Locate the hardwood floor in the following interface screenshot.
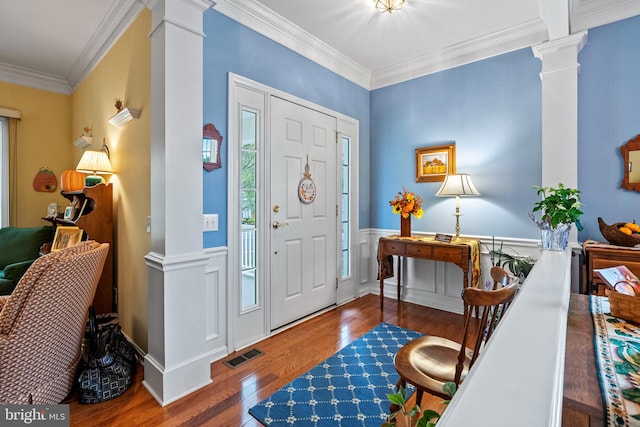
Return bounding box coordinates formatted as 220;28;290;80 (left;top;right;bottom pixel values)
66;294;464;426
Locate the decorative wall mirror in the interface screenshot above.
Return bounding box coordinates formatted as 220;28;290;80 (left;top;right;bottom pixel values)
203;123;223;171
621;134;640;192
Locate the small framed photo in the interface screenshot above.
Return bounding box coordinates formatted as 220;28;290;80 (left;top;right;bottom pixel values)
51;226;83;251
46;202;58;218
63;206;73;220
415;143;456;182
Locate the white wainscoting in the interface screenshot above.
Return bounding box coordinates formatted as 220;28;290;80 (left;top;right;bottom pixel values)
204;246;228;363
361;229;560;314
203;231;580;364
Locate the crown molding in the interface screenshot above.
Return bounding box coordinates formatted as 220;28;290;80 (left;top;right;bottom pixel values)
213;1;553;91
0;61;72;95
213;0;372;89
370;18;549;90
67;0;147;91
570;0;640;32
0;0;147;94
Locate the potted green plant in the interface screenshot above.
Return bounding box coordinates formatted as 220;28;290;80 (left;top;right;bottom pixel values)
383;383;456;427
529;183;583;251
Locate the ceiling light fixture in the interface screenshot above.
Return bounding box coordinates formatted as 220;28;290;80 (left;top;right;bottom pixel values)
374;0;405;13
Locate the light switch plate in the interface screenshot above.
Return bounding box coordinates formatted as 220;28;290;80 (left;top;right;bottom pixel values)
203;214;218;231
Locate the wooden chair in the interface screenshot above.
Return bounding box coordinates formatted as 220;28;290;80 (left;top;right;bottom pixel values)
490;265;518;290
393;269;518;405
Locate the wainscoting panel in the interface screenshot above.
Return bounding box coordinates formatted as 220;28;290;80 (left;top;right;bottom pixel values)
358;237;371;297
204;246;228;363
363;229;546;314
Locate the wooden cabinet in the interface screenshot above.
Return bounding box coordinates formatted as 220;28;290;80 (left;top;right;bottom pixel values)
583;242;640;295
51;184;115;314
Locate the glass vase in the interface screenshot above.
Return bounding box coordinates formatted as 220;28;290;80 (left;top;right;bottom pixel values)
529;213;571;251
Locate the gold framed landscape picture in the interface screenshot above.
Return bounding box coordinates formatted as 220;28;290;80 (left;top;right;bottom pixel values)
51;226;83;251
415;143;456;182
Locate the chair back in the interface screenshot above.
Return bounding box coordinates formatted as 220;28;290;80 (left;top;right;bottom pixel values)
0;241;109;404
454;274;518;385
490;265;518;290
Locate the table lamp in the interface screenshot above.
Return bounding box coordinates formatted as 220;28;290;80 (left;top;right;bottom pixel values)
76;147;114;187
435;173;481;238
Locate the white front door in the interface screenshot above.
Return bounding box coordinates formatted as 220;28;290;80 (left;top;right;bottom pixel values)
269;96;338;330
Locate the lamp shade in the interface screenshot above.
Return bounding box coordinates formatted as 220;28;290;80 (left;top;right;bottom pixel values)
76;150;113;175
76;150;113;186
435;174;481;197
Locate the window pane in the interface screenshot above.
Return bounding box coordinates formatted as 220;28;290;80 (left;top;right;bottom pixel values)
242;151;256;189
340;135;351;279
241;109;259;310
241;268;257;308
342;194;349;222
342;165;349;193
342;250;349;277
342;222;349;251
242;111;257;150
342;137;349;165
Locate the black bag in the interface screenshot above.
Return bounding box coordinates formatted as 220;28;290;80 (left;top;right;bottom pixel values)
77;307;140;404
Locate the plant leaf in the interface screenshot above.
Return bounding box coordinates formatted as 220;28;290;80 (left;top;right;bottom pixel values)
387;393;405;406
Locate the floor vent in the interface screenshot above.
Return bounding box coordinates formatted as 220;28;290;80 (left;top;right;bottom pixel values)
223;348;264;369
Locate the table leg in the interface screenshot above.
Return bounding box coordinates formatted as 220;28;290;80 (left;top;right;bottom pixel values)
463;269;469;317
397;256;402;302
379;265;384;311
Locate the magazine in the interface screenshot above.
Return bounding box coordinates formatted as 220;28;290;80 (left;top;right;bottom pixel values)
593;265;640;295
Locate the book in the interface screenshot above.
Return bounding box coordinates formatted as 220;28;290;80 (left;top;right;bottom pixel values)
594;265;640;295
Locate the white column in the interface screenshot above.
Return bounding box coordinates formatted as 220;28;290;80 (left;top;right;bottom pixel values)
532;32;587;243
143;0;213;406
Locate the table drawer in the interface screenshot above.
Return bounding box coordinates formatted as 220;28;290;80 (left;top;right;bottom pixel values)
405;244;432;258
381;241;405;255
429;246;464;263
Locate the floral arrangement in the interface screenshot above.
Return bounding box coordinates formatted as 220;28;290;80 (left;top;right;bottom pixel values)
390;188;424;219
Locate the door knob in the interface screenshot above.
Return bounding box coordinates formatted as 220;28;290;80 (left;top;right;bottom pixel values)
272;221;289;229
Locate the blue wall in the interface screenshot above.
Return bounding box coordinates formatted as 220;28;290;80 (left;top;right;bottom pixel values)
202;10;371;247
203;9;640;247
578;15;640;241
370;48;542;239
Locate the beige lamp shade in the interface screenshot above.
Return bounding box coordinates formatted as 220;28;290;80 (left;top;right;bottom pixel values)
76;150;113;186
435;174;480;238
435;174;481;197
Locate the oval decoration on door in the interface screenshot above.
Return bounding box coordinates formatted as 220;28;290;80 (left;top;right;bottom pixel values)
298;158;316;204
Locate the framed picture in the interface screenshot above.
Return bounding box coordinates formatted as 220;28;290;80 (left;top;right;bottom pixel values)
415;143;456;182
63;206;73;220
51;226;83;251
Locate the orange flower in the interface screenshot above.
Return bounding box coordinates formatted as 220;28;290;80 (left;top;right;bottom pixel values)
389;187;424;219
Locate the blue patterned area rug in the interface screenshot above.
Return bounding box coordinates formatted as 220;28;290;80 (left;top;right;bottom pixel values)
248;322;423;426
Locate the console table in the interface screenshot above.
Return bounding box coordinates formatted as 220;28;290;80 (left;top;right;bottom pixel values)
377;235;480;311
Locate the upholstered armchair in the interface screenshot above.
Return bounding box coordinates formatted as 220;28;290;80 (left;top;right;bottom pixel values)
0;226;54;295
0;241;109;404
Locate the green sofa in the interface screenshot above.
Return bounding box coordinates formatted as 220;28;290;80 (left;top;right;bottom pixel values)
0;226;54;295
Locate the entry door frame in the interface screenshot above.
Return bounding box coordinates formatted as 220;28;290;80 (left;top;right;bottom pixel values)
227;73;360;352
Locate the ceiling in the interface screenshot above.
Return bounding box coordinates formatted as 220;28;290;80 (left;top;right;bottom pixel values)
0;0;639;94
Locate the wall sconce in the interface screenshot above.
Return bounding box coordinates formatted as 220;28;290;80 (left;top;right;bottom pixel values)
108;98;139;128
76;144;114;187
